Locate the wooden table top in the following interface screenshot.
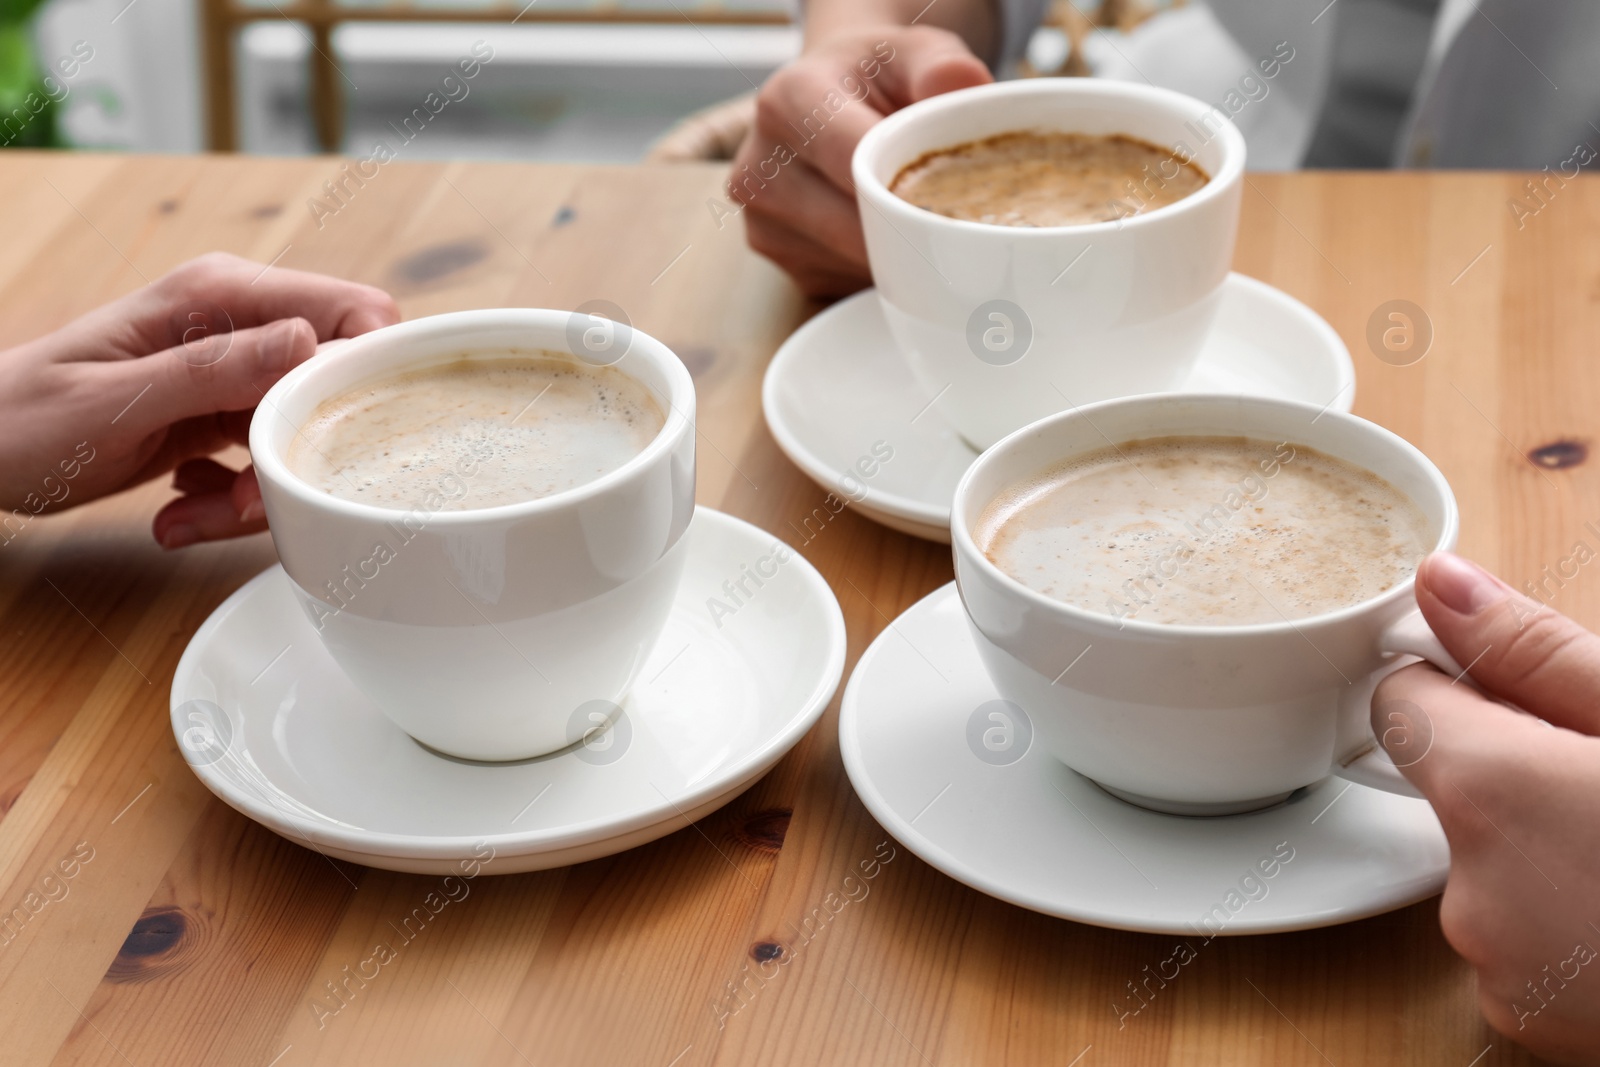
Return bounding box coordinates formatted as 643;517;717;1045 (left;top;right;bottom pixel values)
0;152;1588;1066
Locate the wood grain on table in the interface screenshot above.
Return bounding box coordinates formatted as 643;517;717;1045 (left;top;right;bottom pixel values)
0;152;1591;1066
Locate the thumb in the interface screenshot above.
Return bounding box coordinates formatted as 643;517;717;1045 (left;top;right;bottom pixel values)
1372;659;1549;804
97;317;318;432
1413;551;1600;736
872;29;992;108
906;48;991;103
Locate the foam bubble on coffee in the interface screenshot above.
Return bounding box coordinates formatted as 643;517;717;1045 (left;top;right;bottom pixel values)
975;436;1431;626
286;352;664;511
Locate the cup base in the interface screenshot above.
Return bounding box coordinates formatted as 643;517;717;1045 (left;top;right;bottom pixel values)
1090;780;1307;817
412;728;593;766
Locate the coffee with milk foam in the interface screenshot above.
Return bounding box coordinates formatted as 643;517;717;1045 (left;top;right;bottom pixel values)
975;436;1430;626
889;131;1209;228
286;351;665;512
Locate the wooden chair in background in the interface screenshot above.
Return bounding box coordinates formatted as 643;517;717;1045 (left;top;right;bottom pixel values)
198;0;789;152
197;0;1178;159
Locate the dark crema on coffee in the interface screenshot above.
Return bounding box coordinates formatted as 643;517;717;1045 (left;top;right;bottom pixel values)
889;131;1209;228
975;436;1431;625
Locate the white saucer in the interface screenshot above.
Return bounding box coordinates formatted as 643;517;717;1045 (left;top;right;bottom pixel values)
838;584;1447;934
171;507;846;875
764;274;1357;542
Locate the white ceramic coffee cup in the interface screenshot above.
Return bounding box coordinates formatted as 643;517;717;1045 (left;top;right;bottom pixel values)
853;80;1245;450
250;309;696;761
951;393;1462;815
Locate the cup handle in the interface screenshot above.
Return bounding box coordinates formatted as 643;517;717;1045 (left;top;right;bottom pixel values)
1333;609;1467;799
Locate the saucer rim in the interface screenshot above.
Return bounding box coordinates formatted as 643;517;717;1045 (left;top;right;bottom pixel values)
838;581;1447;935
763;273;1358;539
171;506;847;861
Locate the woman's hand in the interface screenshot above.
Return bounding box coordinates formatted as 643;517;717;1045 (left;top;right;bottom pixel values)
730;26;992;298
0;252;398;549
1374;551;1600;1065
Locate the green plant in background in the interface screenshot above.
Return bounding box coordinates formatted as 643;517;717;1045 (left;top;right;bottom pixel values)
0;0;59;148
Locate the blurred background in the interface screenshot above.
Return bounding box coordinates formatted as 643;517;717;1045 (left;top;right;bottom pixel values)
10;0;1358;168
28;0;1592;177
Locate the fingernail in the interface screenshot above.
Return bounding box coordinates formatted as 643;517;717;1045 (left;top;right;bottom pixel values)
238;500;265;523
1424;552;1507;615
160;523;199;550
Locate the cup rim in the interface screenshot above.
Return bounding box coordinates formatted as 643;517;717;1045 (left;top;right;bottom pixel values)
248;308;695;526
950;394;1461;638
852;79;1247;238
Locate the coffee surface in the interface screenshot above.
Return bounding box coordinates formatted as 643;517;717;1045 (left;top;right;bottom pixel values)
976;436;1430;625
889;131;1208;228
286;352;664;511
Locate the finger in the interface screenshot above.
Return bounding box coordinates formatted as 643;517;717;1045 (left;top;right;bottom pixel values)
752;62;887;196
153;476;267;549
232;465;264;524
1373;661;1600;959
729;115;872;292
1369;662;1568;831
749;31;989;197
62;252;399;360
153;492;268;548
1414;551;1600;735
152;253;400;340
871;31;992;106
747;212;873;298
218;408;254;447
116;413;255;492
96;317;318;432
172;457;237;495
741;161;870;270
